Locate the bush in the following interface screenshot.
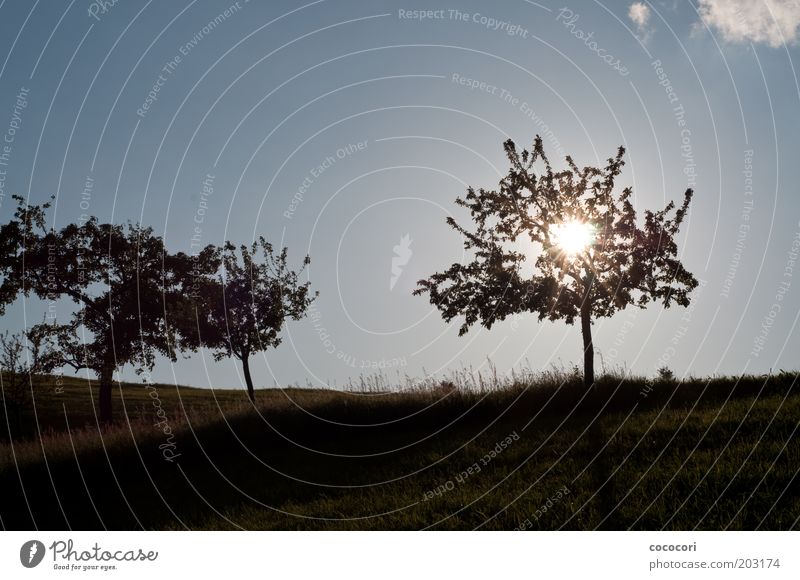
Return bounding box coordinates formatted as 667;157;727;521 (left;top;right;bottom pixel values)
656;366;675;381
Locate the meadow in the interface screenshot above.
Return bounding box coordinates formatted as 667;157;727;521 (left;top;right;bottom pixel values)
0;369;797;530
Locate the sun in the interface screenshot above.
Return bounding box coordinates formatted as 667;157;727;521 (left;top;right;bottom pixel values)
550;220;594;257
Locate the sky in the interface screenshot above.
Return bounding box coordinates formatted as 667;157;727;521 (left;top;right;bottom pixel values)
0;0;798;390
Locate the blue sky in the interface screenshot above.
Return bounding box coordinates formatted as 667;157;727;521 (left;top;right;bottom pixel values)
0;0;798;389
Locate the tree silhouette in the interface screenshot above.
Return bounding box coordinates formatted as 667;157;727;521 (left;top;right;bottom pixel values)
183;238;315;402
0;195;50;312
0;322;62;438
0;196;188;423
415;137;698;386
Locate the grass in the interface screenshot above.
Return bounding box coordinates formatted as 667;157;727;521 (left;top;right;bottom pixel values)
0;369;798;530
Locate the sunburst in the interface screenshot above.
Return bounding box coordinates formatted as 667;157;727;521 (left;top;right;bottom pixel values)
550;220;594;257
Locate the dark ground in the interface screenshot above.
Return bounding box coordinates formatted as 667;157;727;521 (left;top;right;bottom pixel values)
0;372;797;530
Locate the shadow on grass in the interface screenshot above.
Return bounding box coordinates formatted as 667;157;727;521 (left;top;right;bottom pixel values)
0;372;797;530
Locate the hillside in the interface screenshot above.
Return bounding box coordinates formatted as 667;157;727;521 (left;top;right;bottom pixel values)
0;372;797;530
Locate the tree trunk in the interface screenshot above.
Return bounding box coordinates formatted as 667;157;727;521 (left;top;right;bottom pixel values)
580;270;595;388
98;363;114;425
580;302;594;387
241;355;255;403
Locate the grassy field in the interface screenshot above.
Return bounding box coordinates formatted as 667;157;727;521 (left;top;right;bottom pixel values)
0;370;798;530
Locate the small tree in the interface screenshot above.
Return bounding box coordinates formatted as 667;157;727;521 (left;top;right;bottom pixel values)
0;323;62;438
415;137;698;386
0;196;188;424
185;238;315;402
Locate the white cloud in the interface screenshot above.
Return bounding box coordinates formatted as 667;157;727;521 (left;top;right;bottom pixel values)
698;0;800;48
628;2;651;28
628;2;654;42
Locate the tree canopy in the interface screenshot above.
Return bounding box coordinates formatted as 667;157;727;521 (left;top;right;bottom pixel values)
415;136;699;385
1;196;208;422
182;238;316;402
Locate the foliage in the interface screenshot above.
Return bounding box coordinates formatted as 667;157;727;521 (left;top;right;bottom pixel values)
656;365;675;381
0;195;317;414
180;237;316;399
0;196;195;422
415;136;698;384
42;220;187;375
0;195;53;314
0;323;62;437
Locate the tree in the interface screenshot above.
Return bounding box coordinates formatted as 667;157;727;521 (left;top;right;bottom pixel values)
0;196;189;424
183;238;315;402
0;195;51;313
415;137;698;386
0;322;63;438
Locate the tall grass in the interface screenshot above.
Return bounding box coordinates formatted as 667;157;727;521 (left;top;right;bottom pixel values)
2;365;791;470
1;367;796;530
